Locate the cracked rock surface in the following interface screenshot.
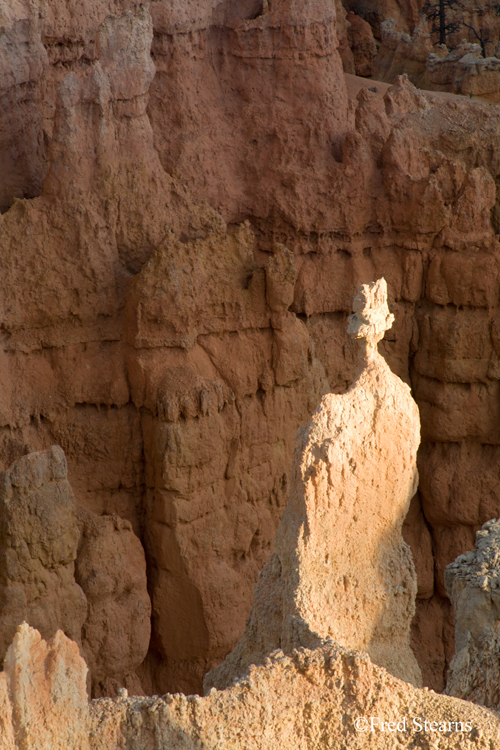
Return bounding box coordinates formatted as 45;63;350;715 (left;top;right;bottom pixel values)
205;279;422;692
445;518;500;708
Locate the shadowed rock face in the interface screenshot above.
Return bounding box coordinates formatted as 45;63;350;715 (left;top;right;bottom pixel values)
0;447;152;699
445;518;500;708
75;511;152;698
205;279;422;692
0;447;87;659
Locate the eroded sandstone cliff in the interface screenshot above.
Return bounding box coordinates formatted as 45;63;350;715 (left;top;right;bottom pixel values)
1;300;499;745
2;0;500;696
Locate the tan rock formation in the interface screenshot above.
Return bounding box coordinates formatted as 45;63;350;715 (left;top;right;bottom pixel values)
2;624;500;749
445;518;500;708
75;511;151;698
90;642;500;749
374;18;433;85
205;279;421;692
426;42;500;100
2;624;90;750
4;0;500;698
0;447;87;660
336;0;356;74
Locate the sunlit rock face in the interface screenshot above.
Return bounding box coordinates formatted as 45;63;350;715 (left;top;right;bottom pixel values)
206;279;422;692
2;623;500;750
4;0;500;696
1;623;90;750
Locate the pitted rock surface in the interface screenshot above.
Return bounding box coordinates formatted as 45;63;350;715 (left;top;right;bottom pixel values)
0;447;87;661
205;279;422;692
1;624;500;749
445;518;500;708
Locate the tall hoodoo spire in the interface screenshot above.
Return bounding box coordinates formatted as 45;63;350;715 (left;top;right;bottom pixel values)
205;278;422;693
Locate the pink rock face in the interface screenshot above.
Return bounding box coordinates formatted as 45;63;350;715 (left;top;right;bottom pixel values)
346;12;377;77
335;0;356;74
3;0;500;697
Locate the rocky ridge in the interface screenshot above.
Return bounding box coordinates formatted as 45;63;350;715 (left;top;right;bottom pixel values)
2;622;500;750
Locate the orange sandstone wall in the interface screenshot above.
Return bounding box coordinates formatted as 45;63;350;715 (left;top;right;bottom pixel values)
2;0;500;695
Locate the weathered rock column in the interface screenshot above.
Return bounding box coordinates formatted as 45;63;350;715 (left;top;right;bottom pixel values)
445;518;500;708
205;278;422;691
0;446;87;661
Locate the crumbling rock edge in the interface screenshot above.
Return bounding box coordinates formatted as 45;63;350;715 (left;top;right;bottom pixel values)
1;622;500;750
